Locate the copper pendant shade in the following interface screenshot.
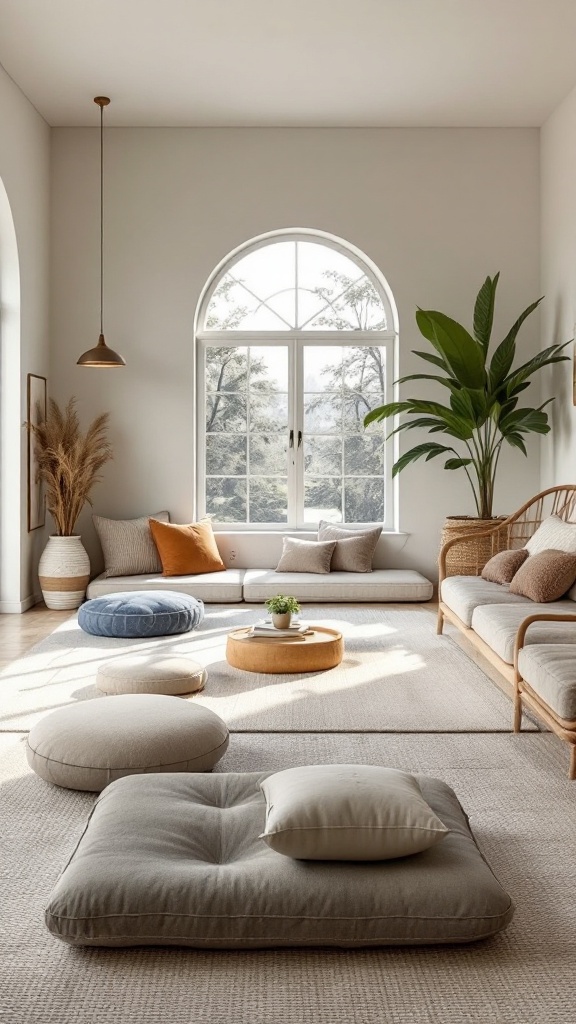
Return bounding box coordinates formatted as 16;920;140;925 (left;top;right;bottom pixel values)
77;97;125;367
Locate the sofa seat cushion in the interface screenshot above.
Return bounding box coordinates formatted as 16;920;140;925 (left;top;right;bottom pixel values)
517;645;576;721
440;576;532;627
44;771;513;948
471;602;576;665
243;569;433;603
87;570;245;603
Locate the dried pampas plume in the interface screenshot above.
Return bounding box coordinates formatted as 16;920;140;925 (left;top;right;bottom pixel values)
27;397;112;536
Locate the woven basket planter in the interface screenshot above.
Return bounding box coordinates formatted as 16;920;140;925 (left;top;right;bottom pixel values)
440;516;508;577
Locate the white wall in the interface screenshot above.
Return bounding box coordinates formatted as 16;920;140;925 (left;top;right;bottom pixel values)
541;85;576;487
0;66;50;611
50;128;541;581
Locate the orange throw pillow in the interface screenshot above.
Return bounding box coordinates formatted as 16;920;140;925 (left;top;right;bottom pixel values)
148;518;225;576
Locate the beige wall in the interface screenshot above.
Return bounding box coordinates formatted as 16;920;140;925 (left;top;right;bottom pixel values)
0;66;50;611
50;127;541;581
541;85;576;487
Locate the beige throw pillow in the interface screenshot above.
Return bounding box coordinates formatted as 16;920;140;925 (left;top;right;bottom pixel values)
481;548;529;584
525;515;576;556
260;764;449;861
93;512;170;577
317;521;382;572
509;549;576;602
275;537;336;574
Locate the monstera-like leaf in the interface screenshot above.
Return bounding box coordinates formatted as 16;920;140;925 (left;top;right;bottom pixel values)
364;275;570;519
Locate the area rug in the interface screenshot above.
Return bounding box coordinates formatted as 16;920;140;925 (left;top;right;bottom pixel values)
1;730;574;1024
0;605;533;733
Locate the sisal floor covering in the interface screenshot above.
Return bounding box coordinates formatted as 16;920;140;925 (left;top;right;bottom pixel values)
1;730;575;1024
0;605;534;733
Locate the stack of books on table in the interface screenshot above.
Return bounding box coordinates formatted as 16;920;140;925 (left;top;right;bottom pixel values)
248;620;311;639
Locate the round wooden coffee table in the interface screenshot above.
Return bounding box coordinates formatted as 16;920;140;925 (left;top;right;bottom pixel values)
226;626;344;674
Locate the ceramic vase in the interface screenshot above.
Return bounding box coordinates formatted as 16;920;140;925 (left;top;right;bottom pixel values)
272;611;292;629
38;535;91;610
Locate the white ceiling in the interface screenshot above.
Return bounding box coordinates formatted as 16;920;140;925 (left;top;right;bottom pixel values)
1;0;576;128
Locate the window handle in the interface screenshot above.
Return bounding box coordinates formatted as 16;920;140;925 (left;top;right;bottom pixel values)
297;430;302;448
289;429;294;448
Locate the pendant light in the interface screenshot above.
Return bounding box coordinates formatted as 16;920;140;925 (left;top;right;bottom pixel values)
77;96;126;367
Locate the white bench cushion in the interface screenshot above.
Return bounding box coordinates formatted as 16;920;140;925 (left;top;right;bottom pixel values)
242;569;433;603
87;570;245;603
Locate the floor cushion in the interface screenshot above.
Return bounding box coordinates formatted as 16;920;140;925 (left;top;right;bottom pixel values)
26;694;229;791
96;655;207;695
86;570;245;603
243;569;433;603
78;590;204;638
44;771;514;948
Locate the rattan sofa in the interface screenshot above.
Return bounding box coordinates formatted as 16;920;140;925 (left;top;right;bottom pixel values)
437;485;576;778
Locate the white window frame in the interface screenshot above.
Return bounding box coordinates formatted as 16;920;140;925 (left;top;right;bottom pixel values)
194;229;399;531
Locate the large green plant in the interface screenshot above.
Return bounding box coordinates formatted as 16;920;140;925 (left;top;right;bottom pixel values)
364;274;570;519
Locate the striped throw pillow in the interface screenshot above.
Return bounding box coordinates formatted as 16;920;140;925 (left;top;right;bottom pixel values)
93;512;170;577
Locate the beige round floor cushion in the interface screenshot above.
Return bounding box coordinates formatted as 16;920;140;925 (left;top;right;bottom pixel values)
26;694;229;792
96;655;207;696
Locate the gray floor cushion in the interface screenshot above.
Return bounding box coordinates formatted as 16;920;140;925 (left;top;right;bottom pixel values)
27;694;229;791
45;771;514;948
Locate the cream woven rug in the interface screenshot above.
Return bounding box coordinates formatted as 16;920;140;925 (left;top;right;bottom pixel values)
1;730;574;1024
0;605;533;733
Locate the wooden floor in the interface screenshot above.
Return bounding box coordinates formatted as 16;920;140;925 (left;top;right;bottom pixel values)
0;604;71;673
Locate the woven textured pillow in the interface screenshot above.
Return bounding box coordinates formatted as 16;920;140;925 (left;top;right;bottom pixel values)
93;512;170;577
481;548;529;584
525;515;576;556
149;518;225;576
260;765;449;861
509;549;576;602
318;521;382;572
275;537;336;574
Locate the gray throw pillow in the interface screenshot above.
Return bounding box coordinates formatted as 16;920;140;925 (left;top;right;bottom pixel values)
317;520;382;572
259;764;449;860
93;512;170;577
275;537;336;574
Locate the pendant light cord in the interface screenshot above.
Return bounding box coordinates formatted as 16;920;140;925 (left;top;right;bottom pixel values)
100;100;104;337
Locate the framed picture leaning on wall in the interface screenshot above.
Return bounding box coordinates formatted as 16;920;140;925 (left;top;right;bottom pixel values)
27;373;47;531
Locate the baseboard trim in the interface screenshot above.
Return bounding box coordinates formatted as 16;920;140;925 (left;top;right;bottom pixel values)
0;592;41;614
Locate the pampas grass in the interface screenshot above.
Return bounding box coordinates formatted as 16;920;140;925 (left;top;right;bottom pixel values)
28;397;112;536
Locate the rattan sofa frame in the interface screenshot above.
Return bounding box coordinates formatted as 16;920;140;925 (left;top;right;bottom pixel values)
437;485;576;777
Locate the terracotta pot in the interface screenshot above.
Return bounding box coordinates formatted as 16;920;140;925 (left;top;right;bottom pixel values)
38;535;91;610
271;611;292;630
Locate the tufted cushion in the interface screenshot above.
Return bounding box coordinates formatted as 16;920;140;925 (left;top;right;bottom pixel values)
44;772;514;947
78;591;204;638
96;655;207;696
26;694;229;791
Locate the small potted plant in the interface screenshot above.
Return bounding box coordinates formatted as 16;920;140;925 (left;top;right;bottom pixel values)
264;594;301;630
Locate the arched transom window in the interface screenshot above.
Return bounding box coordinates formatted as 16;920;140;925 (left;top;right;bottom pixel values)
196;232;397;529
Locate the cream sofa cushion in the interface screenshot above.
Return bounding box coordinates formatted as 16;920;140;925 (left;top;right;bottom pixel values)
440;575;530;627
471;602;576;664
259;764;449;860
518;644;576;720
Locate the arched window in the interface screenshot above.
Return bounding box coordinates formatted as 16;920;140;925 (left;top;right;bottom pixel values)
195;230;397;529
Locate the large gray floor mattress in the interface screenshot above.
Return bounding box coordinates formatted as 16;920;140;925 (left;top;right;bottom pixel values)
45;771;514;948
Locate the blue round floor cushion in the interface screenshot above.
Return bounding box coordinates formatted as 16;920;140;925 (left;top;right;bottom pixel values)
78;591;204;639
